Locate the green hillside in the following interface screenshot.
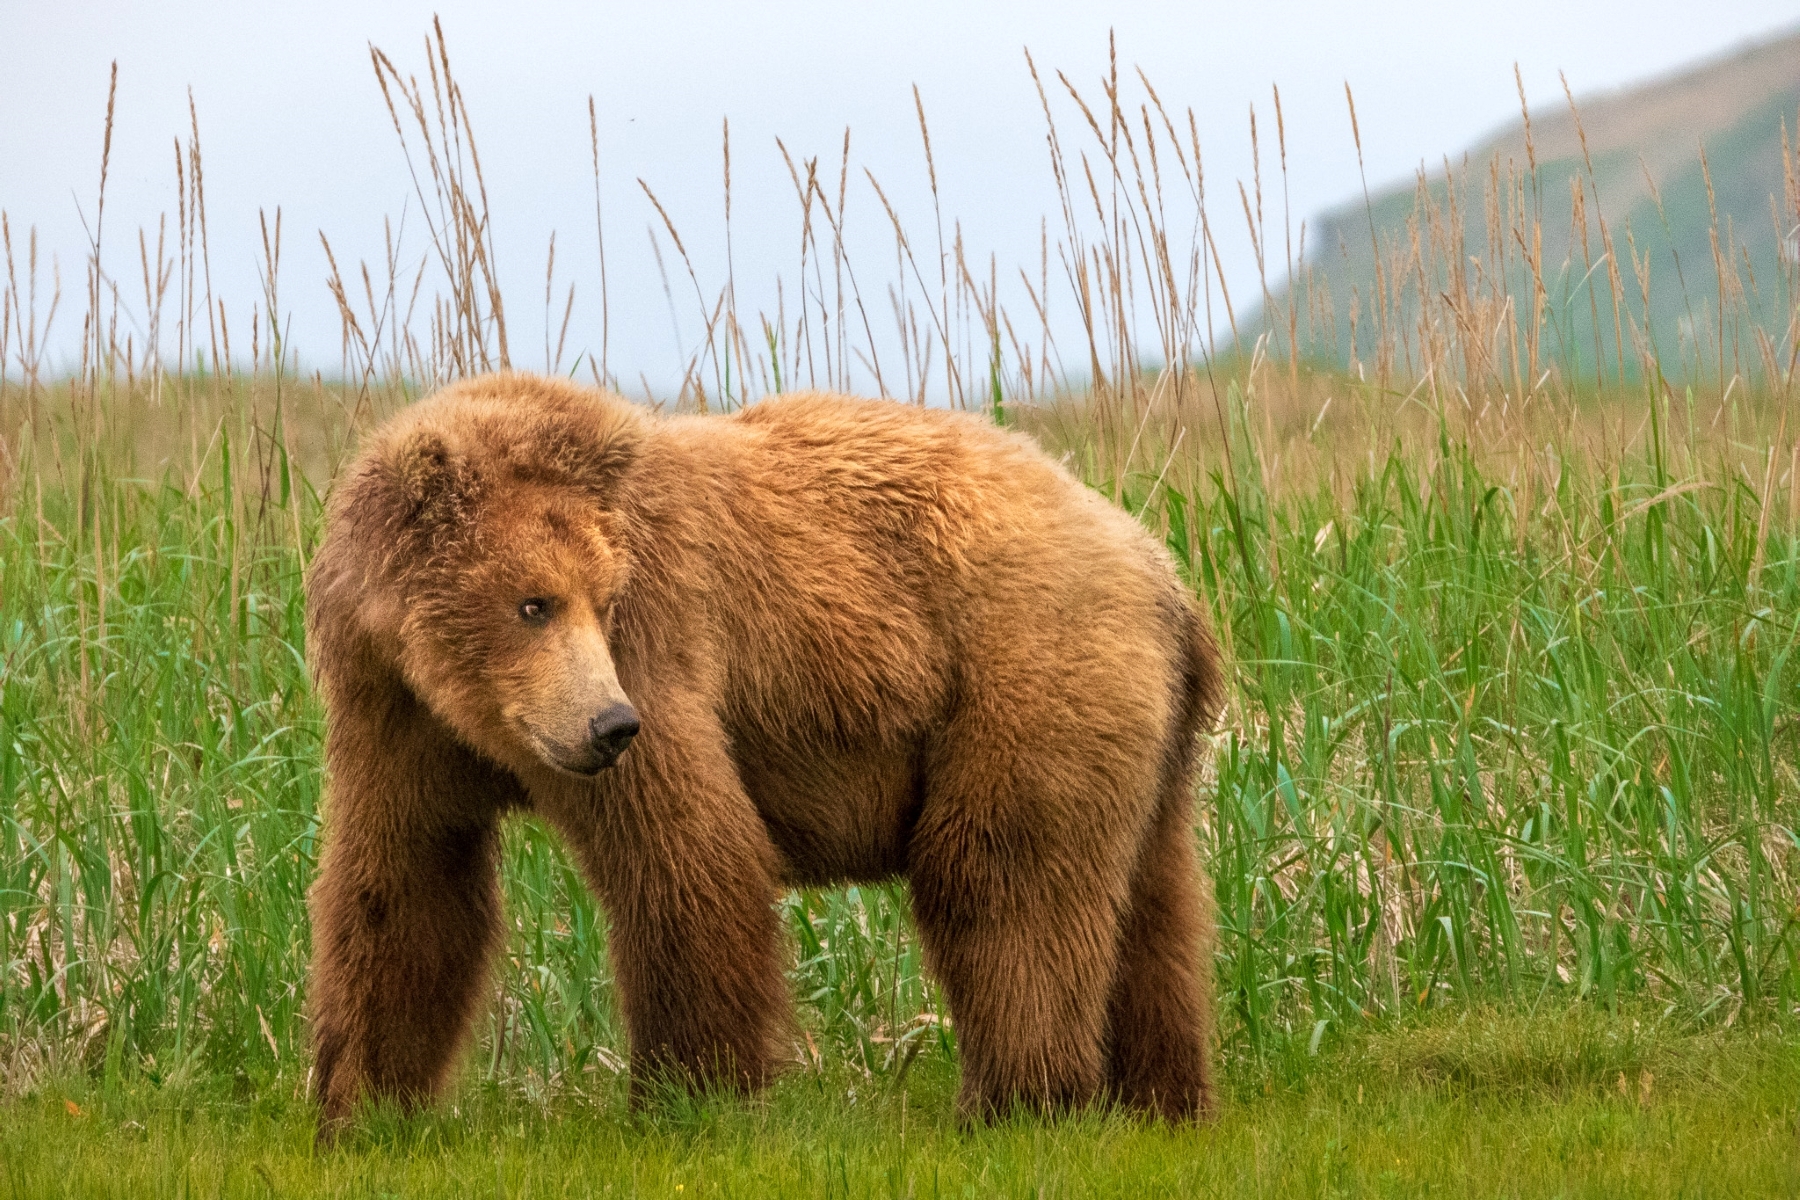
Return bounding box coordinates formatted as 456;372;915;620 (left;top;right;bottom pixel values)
1280;28;1800;385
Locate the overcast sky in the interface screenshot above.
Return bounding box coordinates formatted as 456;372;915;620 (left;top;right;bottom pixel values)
3;1;1797;391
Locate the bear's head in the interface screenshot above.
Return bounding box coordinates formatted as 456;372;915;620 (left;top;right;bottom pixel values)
310;375;648;779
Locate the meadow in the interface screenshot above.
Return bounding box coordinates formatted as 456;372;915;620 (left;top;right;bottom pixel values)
1;29;1797;1197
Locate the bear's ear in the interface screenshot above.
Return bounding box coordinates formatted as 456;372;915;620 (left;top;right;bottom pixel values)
384;427;480;528
525;409;642;502
560;427;641;498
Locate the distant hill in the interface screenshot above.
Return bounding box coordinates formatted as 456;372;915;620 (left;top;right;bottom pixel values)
1280;28;1800;383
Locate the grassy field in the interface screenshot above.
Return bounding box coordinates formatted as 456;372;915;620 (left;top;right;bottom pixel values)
2;28;1799;1197
4;1008;1799;1198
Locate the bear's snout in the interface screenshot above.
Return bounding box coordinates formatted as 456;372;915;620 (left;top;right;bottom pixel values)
586;703;641;770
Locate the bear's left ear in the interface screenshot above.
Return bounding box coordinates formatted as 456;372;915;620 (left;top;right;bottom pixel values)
531;409;643;502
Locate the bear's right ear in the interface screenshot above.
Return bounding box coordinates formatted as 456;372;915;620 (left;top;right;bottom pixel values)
386;428;479;527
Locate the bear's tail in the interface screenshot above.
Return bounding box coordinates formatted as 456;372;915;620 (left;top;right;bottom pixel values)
1169;589;1226;761
1107;587;1223;1120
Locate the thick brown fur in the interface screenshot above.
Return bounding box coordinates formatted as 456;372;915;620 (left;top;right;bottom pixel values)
305;372;1225;1129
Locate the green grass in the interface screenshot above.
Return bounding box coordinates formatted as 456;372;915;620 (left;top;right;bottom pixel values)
4;1008;1796;1198
5;382;1796;1089
1;374;1797;1200
4;28;1799;1190
3;395;1799;1200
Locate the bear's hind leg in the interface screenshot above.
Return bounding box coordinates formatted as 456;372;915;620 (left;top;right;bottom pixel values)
1102;780;1216;1121
906;745;1143;1120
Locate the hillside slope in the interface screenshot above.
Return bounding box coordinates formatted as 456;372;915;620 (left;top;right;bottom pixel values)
1283;28;1800;384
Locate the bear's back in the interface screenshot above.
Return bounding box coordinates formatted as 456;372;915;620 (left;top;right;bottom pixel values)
648;392;1189;744
717;392;1166;582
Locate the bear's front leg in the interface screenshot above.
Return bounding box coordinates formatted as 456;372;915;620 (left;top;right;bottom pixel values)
538;697;790;1100
606;845;788;1099
307;678;522;1130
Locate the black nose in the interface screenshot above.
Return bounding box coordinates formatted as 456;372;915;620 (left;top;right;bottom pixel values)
588;703;641;764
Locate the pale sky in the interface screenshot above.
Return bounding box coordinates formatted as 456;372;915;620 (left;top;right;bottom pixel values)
3;1;1797;391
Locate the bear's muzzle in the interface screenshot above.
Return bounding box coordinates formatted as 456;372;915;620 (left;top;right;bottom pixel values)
582;702;641;772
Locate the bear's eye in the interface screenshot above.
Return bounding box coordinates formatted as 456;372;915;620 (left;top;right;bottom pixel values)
518;598;553;624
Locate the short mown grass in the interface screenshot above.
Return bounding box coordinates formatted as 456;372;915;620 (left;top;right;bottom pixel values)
5;1008;1796;1199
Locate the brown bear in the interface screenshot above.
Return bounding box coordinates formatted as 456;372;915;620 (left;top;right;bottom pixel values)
304;371;1223;1128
